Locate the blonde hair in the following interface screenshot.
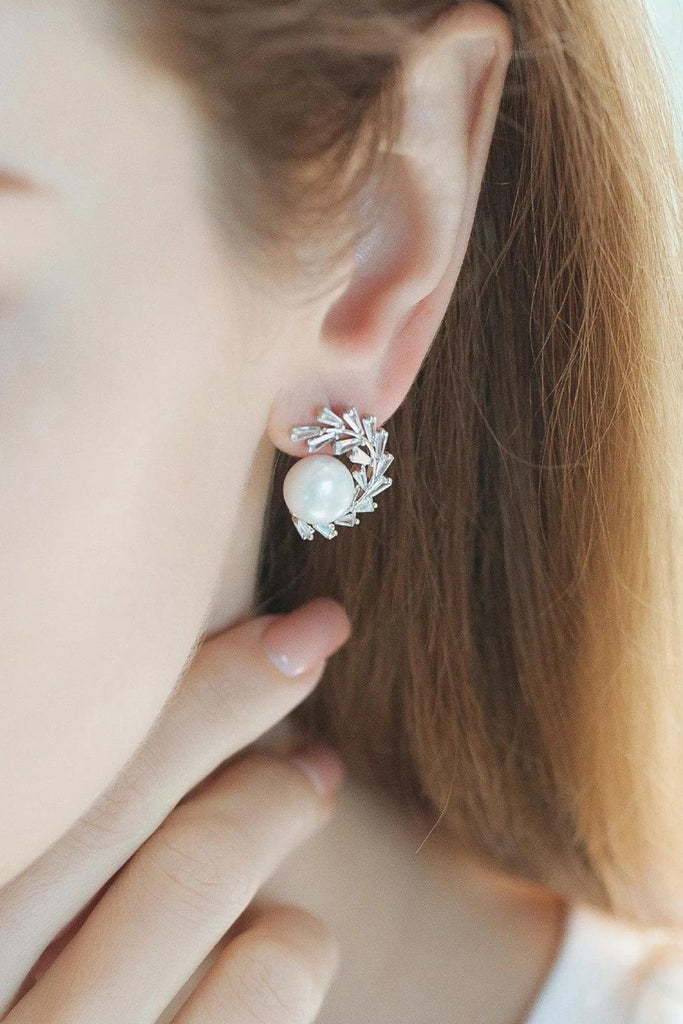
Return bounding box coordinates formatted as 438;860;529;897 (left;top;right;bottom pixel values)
121;0;683;924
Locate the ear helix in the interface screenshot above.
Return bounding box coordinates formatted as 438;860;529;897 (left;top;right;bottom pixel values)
283;406;394;540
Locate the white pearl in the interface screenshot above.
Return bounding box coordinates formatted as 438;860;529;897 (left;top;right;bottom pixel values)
283;454;355;525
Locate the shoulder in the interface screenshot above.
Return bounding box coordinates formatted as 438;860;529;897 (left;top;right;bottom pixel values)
525;903;683;1024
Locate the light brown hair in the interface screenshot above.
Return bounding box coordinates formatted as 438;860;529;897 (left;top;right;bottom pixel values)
119;0;683;924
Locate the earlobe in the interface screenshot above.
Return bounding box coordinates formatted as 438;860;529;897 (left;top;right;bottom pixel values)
315;1;513;426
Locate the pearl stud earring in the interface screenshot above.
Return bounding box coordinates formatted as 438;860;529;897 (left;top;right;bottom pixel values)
284;406;394;540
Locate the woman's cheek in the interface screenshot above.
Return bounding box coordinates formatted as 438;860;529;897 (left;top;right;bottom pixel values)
0;183;69;302
0;283;232;886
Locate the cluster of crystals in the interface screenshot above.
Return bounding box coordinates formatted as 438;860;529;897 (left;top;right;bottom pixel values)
289;406;394;540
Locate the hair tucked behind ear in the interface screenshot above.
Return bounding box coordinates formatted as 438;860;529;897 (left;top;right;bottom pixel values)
120;0;683;924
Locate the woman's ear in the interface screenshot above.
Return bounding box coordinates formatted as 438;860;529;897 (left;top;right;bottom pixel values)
269;1;512;452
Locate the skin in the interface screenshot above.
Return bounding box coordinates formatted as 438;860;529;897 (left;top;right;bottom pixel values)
0;0;514;884
0;601;354;1021
0;603;561;1023
0;1;566;1021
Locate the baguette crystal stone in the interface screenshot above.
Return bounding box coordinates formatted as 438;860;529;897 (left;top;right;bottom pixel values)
376;453;394;477
362;416;377;444
354;496;377;513
287;406;394;540
290;425;322;441
343;408;363;434
366;476;392;497
317;407;345;429
349;447;371;465
332;437;360;456
293;517;315;540
335;511;359;527
313;522;338;539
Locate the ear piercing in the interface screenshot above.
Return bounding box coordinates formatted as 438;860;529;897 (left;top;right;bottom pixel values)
284;406;394;540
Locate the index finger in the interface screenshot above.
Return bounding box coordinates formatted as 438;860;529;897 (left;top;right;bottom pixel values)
0;598;351;1013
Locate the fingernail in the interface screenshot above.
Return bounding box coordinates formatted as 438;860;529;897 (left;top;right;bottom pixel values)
261;599;352;678
287;743;345;796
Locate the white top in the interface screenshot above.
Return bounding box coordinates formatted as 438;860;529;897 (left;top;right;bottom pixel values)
525;904;683;1023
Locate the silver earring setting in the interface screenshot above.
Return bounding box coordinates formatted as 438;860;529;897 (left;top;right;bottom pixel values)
283;406;394;540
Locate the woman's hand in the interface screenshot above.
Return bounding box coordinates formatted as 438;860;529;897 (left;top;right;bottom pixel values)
0;598;351;1024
